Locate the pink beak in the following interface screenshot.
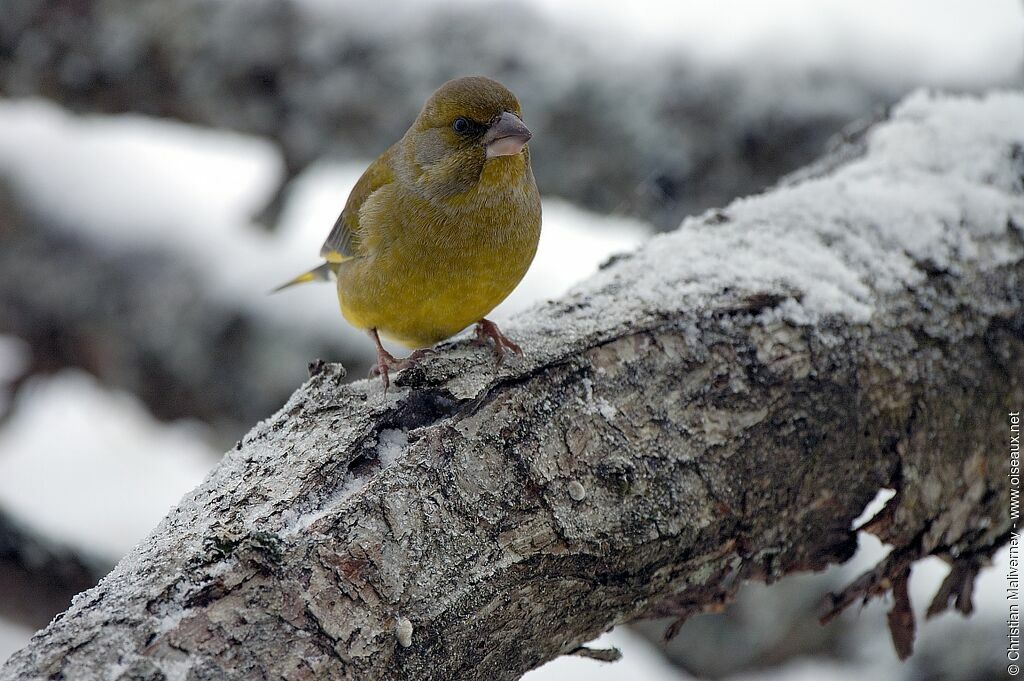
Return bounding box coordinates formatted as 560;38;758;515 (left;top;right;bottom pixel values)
484;111;532;159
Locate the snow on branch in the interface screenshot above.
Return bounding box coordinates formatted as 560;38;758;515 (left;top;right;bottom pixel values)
3;90;1022;680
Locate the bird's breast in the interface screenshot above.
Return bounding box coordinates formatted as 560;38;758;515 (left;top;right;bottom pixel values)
336;178;541;347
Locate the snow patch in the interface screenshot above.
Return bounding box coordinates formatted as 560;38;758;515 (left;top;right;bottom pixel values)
0;371;216;559
559;90;1024;331
851;487;897;529
376;428;410;467
577;377;620;420
516;0;1024;88
282;428;410;535
0;617;33;667
523;626;685;681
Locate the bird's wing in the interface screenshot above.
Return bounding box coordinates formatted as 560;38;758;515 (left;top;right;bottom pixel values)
320;143;399;262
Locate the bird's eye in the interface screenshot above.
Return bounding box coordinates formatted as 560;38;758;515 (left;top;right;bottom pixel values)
452;117;471;134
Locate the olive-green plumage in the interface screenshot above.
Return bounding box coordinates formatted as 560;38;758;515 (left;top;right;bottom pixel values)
280;76;541;380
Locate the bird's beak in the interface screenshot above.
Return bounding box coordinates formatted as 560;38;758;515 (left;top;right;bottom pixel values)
484;111;532;159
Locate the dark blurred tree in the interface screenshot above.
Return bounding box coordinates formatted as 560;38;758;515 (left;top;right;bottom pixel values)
0;0;937;229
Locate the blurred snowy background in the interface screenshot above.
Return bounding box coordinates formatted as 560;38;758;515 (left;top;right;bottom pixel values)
0;0;1021;678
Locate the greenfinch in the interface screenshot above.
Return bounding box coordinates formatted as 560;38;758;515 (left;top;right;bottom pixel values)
278;76;541;388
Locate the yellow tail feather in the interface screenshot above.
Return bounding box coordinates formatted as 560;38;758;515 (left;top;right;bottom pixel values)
271;262;335;293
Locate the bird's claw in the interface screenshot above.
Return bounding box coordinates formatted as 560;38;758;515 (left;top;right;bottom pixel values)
367;331;436;394
473;318;523;366
368;351;398;394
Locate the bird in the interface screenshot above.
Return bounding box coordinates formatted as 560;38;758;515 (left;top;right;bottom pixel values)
277;76;542;390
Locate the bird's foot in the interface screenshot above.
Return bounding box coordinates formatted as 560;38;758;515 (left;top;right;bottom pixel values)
367;329;436;393
472;318;523;366
405;347;437;364
368;349;400;393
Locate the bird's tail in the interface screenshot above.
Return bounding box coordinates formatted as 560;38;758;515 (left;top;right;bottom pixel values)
271;262;336;293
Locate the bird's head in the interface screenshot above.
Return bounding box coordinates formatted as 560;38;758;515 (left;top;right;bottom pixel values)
400;76;533;199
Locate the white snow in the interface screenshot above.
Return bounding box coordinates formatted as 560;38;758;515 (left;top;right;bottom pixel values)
376;428;410;466
0;618;33;668
0;101;281;256
729;658;876;681
282;427;412;536
523;627;691;681
850;487;896;529
559;90;1024;331
513;0;1024;87
577;377;622;420
0;371;216;559
291;0;1024;89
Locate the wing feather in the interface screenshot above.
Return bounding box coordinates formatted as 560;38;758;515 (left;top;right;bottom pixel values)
320;144;398;261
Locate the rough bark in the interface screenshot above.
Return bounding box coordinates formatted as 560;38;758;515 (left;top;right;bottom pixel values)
0;0;914;229
3;91;1022;680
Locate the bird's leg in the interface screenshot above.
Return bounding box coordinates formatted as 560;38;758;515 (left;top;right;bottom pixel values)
367;330;437;392
472;318;523;365
367;328;402;392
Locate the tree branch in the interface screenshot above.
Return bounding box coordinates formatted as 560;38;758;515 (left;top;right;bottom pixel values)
3;90;1022;680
